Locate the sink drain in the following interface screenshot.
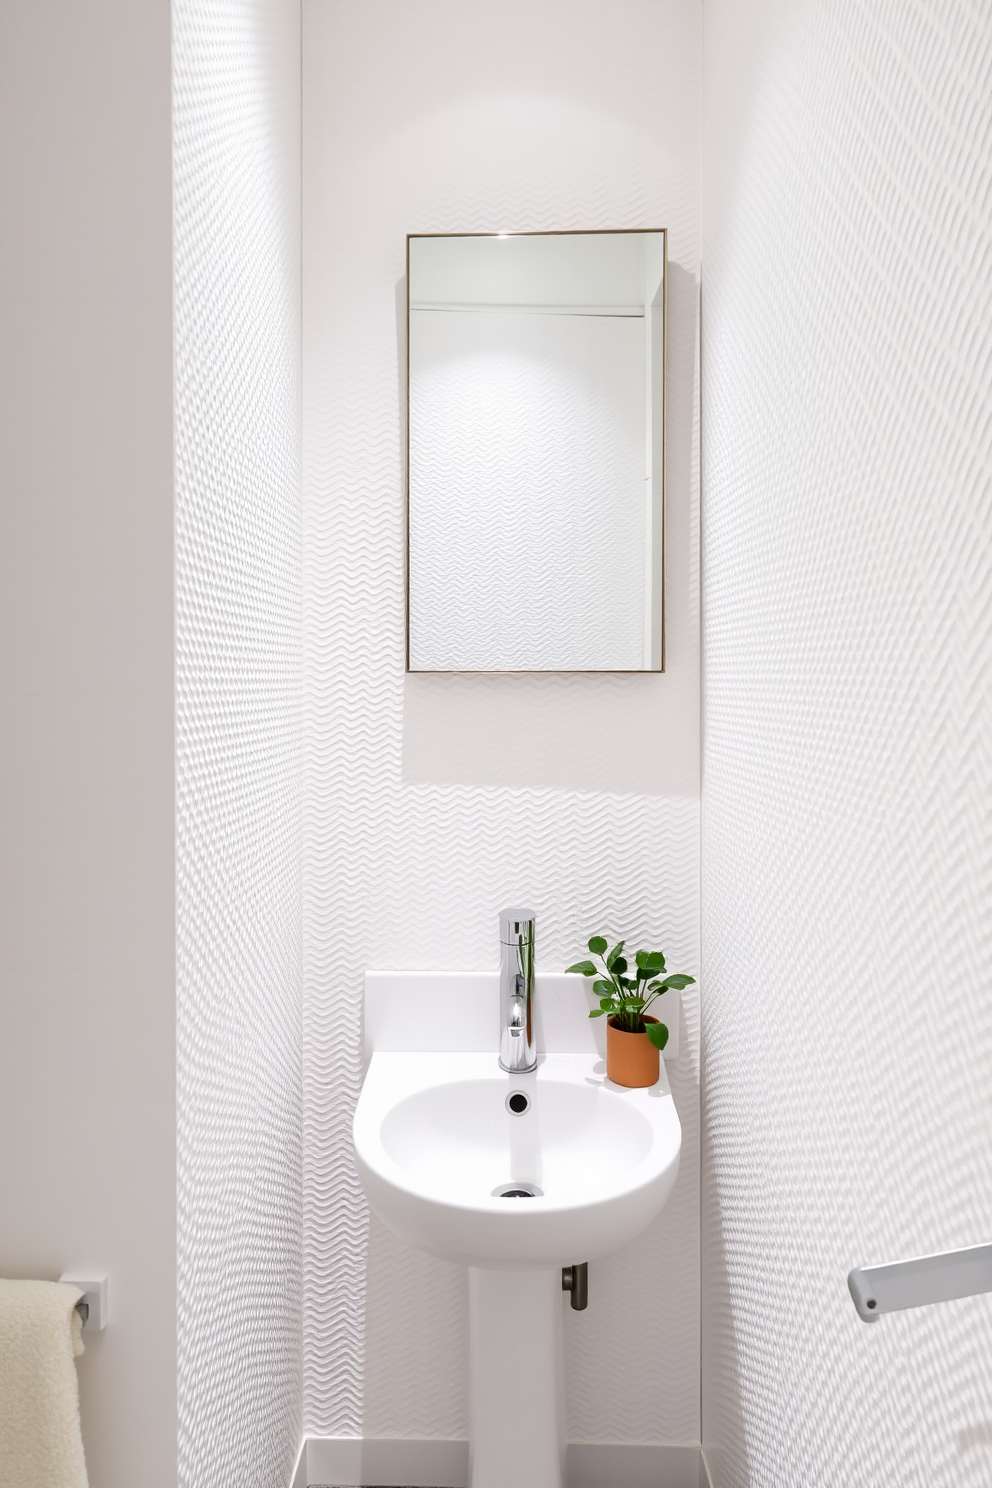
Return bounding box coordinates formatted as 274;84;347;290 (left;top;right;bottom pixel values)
492;1182;544;1198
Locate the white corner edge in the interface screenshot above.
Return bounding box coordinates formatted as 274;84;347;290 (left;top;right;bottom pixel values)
289;1437;308;1488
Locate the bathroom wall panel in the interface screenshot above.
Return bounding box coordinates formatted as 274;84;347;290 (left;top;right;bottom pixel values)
702;2;992;1485
174;3;304;1486
303;0;701;1446
0;5;175;1485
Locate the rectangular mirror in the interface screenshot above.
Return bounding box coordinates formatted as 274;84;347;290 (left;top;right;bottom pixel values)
407;229;667;673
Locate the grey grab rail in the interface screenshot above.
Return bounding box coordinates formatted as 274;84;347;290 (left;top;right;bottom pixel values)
848;1242;992;1322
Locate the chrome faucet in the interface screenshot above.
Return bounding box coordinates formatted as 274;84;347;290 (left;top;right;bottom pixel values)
498;908;537;1073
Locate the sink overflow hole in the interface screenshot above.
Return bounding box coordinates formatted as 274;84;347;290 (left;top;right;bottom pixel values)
506;1092;530;1115
492;1182;544;1198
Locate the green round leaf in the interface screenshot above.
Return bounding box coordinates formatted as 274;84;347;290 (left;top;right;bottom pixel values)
588;1008;607;1018
566;960;598;977
588;936;608;956
645;1021;670;1050
606;940;626;970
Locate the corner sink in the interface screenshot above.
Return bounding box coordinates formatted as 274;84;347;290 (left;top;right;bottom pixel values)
353;1050;681;1269
352;970;685;1488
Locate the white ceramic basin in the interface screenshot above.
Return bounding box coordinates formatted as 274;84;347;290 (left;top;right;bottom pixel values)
353;1050;681;1268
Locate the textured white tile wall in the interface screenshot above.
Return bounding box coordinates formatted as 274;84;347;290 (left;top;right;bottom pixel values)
701;2;992;1485
302;0;701;1446
174;3;304;1485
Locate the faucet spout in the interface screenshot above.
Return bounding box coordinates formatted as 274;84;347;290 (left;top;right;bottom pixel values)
498;909;537;1073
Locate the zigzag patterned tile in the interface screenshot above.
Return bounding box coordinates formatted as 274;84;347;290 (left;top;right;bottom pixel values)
702;2;992;1484
302;0;701;1444
174;4;304;1486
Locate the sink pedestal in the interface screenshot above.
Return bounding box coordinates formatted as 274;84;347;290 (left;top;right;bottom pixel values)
468;1266;564;1488
355;1042;682;1487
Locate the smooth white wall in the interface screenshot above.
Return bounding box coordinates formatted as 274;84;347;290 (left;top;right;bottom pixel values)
174;2;304;1485
303;0;701;1446
701;2;992;1484
0;3;176;1485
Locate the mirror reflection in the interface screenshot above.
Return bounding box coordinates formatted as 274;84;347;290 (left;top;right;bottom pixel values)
407;230;667;673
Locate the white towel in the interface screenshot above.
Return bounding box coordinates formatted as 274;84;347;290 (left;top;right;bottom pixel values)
0;1279;88;1488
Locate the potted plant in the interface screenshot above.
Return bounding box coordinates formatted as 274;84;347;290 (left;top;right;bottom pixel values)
566;936;695;1088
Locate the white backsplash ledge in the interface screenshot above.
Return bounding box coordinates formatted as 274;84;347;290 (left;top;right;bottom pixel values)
363;972;681;1063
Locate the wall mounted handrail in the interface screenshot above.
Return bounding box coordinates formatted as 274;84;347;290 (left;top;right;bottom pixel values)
848;1242;992;1322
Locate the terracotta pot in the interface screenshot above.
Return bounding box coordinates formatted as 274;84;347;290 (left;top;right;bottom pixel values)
606;1015;661;1088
